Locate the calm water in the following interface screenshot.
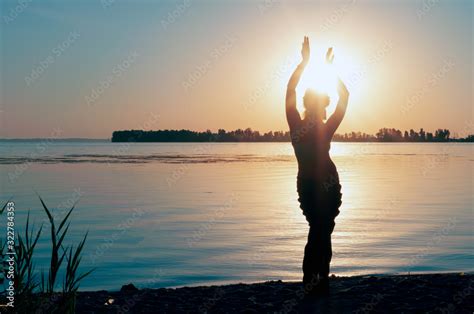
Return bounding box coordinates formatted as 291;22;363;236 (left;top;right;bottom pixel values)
0;142;472;290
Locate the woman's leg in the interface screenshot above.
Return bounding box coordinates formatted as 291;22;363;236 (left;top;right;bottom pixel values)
319;183;341;279
319;219;335;278
303;219;333;295
302;225;318;286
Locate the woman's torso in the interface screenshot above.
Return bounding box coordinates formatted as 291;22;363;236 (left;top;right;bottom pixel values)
290;120;338;182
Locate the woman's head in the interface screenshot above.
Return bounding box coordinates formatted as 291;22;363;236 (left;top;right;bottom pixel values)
303;88;330;120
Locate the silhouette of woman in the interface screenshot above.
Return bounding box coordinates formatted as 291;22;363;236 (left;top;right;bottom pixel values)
286;36;349;295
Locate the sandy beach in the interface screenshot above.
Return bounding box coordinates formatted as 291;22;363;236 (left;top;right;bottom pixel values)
51;273;473;313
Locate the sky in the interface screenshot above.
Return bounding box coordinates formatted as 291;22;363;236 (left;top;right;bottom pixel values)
0;0;472;138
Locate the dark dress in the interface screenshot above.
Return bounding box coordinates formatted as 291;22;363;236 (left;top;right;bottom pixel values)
290;118;342;285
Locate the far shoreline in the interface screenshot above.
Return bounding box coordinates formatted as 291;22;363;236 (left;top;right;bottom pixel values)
111;128;474;143
1;139;473;143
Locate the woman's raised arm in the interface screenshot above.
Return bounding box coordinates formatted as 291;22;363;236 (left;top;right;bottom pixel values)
286;36;310;129
326;78;349;136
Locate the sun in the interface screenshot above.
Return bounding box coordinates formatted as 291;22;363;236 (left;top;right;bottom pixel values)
295;58;336;114
276;44;362;115
294;46;357;114
298;62;338;95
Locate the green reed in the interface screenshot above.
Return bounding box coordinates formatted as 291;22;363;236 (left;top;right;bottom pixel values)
0;197;93;313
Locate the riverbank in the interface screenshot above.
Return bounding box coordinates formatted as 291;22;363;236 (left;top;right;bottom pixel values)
69;273;473;313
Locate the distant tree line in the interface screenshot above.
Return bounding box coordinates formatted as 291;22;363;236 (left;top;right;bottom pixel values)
374;128;452;142
112;128;473;143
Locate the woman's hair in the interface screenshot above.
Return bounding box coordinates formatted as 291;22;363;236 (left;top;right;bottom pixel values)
303;88;329;119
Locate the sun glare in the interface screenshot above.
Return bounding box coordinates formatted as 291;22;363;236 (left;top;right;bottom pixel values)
294;48;340;113
276;43;364;116
288;46;361;115
298;61;338;96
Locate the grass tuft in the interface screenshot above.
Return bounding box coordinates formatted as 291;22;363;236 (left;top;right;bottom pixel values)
1;197;93;313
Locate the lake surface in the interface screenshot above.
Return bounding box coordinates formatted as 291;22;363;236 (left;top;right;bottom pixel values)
0;142;472;290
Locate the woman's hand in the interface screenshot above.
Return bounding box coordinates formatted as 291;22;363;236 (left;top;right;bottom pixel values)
326;47;334;64
301;36;310;65
337;78;349;100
